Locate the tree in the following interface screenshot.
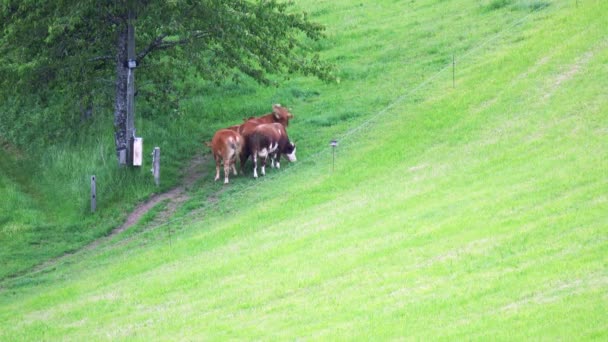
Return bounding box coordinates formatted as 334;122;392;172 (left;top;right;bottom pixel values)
0;0;334;163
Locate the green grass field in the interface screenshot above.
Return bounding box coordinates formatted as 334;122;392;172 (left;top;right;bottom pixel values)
1;0;607;339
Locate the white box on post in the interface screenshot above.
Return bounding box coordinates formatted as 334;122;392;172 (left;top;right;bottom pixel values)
133;137;143;166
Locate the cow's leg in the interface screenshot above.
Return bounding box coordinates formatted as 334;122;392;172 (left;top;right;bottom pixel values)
227;150;238;176
231;157;238;176
267;143;277;169
253;153;258;178
240;150;249;175
261;155;267;176
275;153;281;169
214;155;221;182
270;152;276;168
223;157;231;184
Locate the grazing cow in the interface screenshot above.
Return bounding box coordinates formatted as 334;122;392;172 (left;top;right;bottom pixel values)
236;118;263;173
246;123;296;178
236;104;295;174
205;129;243;184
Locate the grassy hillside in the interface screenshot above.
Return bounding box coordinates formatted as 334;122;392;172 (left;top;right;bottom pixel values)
1;0;607;339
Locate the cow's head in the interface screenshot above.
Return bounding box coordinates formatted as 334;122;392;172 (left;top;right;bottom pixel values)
284;141;297;162
272;104;294;127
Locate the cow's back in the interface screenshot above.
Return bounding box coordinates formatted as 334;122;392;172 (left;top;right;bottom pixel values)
245;104;294;129
247;123;281;155
211;129;242;157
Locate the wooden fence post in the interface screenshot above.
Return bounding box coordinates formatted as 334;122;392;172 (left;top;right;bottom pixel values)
91;175;97;212
152;147;160;186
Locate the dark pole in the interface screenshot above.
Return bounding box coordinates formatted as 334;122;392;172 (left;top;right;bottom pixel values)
126;9;136;166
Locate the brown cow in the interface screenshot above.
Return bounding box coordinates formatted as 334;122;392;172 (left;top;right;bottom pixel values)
236;118;262;173
246;123;296;178
237;105;294;171
205;129;243;184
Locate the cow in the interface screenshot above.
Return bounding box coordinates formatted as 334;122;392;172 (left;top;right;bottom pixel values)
205;129;243;184
237;105;294;172
246;123;296;178
235;118;262;174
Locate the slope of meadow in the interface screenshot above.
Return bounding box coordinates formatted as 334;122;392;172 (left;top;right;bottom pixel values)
1;0;606;339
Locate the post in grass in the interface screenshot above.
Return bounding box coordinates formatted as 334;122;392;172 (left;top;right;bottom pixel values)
151;147;160;186
91;175;97;213
330;139;338;172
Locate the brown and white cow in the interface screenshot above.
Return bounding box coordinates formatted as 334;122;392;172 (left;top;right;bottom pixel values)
236;104;295;174
205;129;243;184
236;118;263;174
246;123;296;178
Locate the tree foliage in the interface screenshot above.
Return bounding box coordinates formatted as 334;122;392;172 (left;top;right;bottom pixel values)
0;0;334;147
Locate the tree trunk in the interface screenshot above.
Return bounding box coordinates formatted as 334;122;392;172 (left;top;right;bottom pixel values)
114;25;129;165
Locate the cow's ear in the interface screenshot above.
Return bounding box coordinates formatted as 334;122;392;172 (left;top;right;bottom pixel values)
204;141;212;147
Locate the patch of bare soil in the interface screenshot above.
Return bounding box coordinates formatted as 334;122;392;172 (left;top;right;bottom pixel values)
109;153;210;237
7;153;214;281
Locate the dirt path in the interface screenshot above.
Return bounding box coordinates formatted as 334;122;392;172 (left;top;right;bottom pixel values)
6;154;212;282
110;153;209;236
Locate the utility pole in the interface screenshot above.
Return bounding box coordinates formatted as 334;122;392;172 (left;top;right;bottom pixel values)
126;9;137;166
